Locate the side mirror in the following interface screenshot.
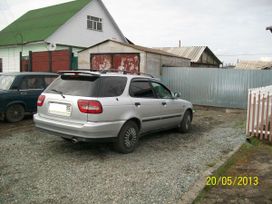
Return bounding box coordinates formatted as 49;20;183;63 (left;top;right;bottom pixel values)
173;92;181;98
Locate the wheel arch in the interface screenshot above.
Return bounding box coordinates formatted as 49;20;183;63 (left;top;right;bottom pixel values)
125;117;142;130
185;108;193;121
6;101;26;111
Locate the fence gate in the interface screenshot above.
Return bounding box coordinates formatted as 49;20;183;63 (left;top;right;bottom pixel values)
247;85;272;143
20;49;72;72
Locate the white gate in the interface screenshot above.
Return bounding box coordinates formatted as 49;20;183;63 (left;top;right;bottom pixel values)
247;85;272;142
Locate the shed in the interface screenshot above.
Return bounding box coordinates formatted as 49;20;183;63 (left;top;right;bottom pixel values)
78;40;191;77
156;46;222;68
235;60;272;70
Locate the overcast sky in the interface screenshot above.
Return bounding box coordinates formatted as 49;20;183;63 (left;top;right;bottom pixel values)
0;0;271;64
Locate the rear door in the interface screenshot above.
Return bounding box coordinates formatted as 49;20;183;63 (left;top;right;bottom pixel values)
41;75;100;123
18;75;45;112
129;79;163;133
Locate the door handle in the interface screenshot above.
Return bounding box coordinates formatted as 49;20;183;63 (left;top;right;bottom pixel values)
162;102;167;106
135;102;141;107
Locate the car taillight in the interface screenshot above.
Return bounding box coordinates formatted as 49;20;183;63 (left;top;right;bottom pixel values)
37;95;45;106
77;100;103;114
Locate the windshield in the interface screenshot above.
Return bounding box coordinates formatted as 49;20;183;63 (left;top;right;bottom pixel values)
0;75;15;90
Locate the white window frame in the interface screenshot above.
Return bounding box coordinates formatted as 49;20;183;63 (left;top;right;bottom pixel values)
87;15;103;32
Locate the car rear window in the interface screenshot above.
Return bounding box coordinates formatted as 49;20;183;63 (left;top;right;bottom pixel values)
0;75;15;90
45;75;127;97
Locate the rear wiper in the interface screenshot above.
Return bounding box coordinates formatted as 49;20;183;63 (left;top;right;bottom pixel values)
51;89;65;98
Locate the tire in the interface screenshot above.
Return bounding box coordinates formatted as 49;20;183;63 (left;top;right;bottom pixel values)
5;104;25;123
178;110;192;133
114;121;139;154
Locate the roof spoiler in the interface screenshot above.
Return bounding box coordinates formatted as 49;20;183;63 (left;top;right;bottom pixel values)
57;70;101;77
90;69;154;78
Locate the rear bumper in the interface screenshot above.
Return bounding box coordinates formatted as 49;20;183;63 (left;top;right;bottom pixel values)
33;114;125;140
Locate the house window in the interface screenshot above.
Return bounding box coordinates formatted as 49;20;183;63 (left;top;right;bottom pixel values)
0;58;2;72
87;15;102;31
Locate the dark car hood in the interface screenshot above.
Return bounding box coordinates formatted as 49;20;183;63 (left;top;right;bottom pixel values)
0;90;9;94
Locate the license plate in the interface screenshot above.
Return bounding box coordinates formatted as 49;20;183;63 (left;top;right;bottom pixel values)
48;103;71;117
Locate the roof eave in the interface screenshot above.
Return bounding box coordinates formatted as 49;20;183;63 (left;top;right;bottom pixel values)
0;40;45;47
79;39;190;60
97;0;128;44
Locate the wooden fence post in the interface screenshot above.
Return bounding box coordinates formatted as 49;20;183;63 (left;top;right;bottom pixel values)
252;94;256;136
256;92;261;137
265;93;270;139
247;91;252;135
260;94;265;140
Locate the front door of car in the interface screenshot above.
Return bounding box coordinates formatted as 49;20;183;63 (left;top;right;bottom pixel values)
129;79;165;133
18;76;45;112
150;81;183;128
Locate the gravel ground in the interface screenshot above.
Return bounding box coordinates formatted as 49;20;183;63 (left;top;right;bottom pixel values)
0;108;246;204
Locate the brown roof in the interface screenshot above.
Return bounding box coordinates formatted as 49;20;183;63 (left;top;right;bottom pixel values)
80;39;190;60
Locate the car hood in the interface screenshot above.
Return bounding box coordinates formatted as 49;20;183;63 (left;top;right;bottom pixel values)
0;89;9;95
0;90;9;94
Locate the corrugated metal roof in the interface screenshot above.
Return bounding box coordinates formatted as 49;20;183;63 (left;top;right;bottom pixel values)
235;60;272;70
156;46;206;62
80;39;191;60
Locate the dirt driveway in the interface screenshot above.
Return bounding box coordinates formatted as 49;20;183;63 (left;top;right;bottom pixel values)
0;108;246;204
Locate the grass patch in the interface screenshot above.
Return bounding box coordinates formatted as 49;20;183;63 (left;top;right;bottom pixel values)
193;139;272;204
193;142;253;204
234;119;246;129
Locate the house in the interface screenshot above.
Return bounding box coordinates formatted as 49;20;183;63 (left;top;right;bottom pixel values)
156;46;222;68
78;39;191;77
235;60;272;70
0;0;127;73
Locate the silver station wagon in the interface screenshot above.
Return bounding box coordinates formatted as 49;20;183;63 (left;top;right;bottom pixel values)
34;70;193;153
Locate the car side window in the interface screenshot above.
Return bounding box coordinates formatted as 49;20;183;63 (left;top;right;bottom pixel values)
130;80;156;98
19;76;44;90
151;82;173;99
97;77;127;97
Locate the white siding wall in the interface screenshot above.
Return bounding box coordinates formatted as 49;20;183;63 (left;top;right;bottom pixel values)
0;43;48;72
78;41;146;70
46;0;126;48
0;47;20;72
0;43;77;72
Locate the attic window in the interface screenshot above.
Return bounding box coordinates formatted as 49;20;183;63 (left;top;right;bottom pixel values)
87;15;102;32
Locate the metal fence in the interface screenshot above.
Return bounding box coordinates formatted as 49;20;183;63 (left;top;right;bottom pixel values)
161;67;272;109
